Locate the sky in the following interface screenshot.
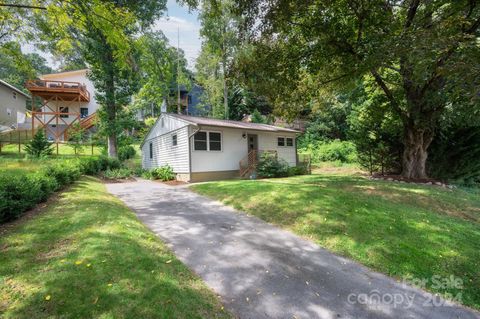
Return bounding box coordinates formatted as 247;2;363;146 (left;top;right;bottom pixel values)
23;0;202;71
154;0;202;69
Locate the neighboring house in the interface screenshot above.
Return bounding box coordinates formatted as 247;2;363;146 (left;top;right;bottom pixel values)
25;69;98;141
0;80;29;132
171;84;211;116
141;113;299;182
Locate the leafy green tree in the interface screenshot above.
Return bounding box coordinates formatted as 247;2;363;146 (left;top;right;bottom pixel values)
34;0;167;158
67;123;85;155
236;0;480;178
428;126;480;184
0;3;29;44
196;0;241;119
250;109;267;124
25;130;53;158
196;44;225;118
0;42;51;92
226;85;272;121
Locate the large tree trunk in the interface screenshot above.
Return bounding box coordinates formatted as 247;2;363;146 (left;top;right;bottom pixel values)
107;135;117;158
401;123;434;179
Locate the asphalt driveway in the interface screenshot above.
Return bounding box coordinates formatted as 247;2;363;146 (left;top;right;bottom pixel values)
106;179;479;319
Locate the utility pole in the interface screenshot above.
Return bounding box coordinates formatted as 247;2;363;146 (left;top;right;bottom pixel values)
177;27;181;114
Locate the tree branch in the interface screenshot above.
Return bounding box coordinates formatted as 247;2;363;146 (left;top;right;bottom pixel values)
404;0;420;28
370;68;406;119
0;3;46;10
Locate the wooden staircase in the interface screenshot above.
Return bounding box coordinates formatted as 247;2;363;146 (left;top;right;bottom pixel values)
80;112;97;130
239;150;258;178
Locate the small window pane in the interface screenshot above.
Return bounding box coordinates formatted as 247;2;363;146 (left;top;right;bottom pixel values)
209;132;221;142
149;142;153;159
277;137;285;146
286;138;293;147
60;107;69;118
172;134;177;146
194;132;207;150
210;141;221;151
194;141;207;150
209;132;221;151
194;131;207;141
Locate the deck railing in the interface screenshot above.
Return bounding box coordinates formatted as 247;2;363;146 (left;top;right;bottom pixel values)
25;79;90;101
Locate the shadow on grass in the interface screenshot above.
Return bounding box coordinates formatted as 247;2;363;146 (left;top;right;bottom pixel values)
192;175;480;310
1;178;228;319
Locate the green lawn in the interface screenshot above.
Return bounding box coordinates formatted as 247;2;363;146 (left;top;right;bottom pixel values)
0;143;103;157
192;172;480;310
1;177;230;319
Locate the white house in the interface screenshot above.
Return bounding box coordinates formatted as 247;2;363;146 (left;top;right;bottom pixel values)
25;69;99;140
141;113;300;182
0;80;29;132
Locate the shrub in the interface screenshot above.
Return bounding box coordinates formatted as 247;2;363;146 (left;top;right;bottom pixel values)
78;157;103;175
118;145;136;161
97;156;122;171
24;130;54;158
257;153;290;178
299;140;357;164
0;174;36;222
103;168;133;179
44;162;82;188
144;165;175;181
0;156;139;223
288;165;308;176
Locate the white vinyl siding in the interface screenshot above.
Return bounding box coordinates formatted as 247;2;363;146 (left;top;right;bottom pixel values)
142;125;190;173
0;83;27;129
258;132;297;166
191;126;297;172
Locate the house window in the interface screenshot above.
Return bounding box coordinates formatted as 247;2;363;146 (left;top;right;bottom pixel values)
277;137;285;147
209;132;221;151
80;107;89;118
193;131;222;151
60;107;69;118
172;134;178;146
149;142;153;159
286;137;294;147
193;131;207;150
12;92;16;99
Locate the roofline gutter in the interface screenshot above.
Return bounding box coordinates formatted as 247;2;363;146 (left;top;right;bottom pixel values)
187;124;201;180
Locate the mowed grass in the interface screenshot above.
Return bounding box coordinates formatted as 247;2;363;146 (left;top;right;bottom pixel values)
0;157;71;174
192;172;480;310
0;143;103;157
0;177;230;319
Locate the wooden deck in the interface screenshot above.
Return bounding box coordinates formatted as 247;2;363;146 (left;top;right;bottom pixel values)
25;79;90;102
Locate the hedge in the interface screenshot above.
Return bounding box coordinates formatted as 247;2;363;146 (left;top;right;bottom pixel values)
299;140;357;163
0;157;121;223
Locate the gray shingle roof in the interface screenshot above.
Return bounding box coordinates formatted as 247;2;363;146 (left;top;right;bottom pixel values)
169;113;299;133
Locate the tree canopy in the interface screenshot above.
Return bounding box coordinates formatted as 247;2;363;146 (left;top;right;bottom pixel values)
234;0;480;178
